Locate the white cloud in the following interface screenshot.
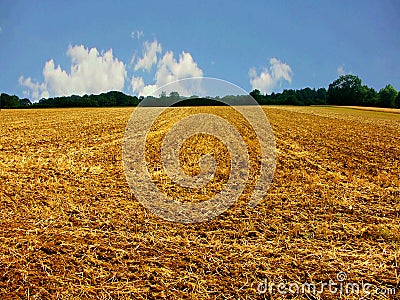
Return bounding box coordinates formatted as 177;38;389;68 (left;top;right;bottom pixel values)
134;40;162;72
132;50;204;96
129;52;137;67
18;76;49;100
131;76;145;94
131;30;144;40
337;65;346;76
0;26;2;34
155;51;203;87
19;39;204;100
20;45;126;100
249;57;293;93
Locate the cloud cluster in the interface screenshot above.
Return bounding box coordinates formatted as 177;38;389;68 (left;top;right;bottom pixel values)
20;39;204;100
18;76;48;100
134;40;162;72
249;58;293;93
19;36;293;100
132;50;203;96
20;45;126;100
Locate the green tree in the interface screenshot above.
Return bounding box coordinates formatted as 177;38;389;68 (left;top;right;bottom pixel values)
295;88;315;105
0;93;21;108
282;89;301;105
250;89;262;103
20;98;32;107
361;87;379;107
316;88;327;104
327;74;364;105
159;91;167;100
378;84;398;108
395;91;400;108
169;91;180;102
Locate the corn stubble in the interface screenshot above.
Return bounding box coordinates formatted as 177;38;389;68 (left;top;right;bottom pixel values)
0;106;399;299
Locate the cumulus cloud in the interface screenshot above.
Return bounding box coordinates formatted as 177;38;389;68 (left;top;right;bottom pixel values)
134;40;162;72
20;45;126;100
132;50;204;96
19;39;204;100
131;76;145;94
18;76;49;100
249;57;293;93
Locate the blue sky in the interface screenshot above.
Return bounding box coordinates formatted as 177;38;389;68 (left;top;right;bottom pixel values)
0;0;399;100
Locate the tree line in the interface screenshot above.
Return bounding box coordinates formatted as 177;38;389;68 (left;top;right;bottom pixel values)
1;75;399;109
0;91;140;109
250;75;399;108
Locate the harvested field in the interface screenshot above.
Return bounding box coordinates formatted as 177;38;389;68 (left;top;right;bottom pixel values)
335;106;400;114
0;106;399;299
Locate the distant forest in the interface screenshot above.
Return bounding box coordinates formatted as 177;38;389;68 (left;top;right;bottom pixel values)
1;75;399;109
0;91;140;109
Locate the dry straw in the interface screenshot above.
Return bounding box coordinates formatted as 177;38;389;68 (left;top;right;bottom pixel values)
0;106;399;299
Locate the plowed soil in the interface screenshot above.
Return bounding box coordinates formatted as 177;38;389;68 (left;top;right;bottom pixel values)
0;106;399;299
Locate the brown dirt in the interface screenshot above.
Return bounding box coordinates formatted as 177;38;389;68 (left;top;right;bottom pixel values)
0;106;399;299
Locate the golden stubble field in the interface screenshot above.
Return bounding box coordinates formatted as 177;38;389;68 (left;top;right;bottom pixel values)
0;106;399;299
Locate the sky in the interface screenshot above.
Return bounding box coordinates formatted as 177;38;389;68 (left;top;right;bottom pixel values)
0;0;399;100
